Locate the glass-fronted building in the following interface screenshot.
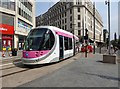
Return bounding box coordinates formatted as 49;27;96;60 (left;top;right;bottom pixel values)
0;0;35;51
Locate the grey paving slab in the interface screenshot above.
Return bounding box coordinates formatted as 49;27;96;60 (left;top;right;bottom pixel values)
19;54;119;87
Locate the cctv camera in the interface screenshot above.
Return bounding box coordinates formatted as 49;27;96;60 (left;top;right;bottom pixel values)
105;1;108;5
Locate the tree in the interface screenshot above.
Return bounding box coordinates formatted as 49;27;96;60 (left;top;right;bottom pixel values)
114;32;117;41
117;35;120;49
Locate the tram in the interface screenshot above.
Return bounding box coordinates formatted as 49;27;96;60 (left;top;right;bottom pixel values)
22;26;79;65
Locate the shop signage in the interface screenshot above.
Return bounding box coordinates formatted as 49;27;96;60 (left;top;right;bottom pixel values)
18;20;32;31
0;24;14;35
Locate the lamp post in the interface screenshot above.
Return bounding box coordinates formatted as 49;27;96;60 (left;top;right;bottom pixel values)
72;24;76;56
105;0;111;54
85;28;88;57
93;2;96;54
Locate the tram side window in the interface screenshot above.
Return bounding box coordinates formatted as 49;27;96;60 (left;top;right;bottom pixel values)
64;37;69;50
69;38;72;49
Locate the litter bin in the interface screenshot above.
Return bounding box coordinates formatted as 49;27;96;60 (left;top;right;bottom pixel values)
12;48;17;56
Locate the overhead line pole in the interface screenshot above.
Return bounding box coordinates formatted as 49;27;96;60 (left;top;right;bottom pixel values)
108;0;111;54
93;2;96;54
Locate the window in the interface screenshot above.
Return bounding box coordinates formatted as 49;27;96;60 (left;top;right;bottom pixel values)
10;1;15;11
78;22;81;27
70;9;72;14
2;0;8;9
69;38;72;49
64;37;69;50
1;13;14;26
62;26;64;29
69;2;73;7
27;2;32;11
78;15;80;20
70;23;72;28
42;30;55;50
70;16;72;21
0;0;2;7
65;5;67;9
24;28;55;50
62;13;64;17
21;10;23;16
78;30;81;35
60;20;61;24
19;8;21;15
1;0;15;11
62;7;64;11
23;11;25;18
65;18;67;23
60;15;61;19
78;7;80;12
65;25;67;30
65;12;67;16
62;19;64;24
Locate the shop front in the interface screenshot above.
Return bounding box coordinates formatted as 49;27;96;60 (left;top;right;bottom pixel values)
0;24;14;51
18;35;26;50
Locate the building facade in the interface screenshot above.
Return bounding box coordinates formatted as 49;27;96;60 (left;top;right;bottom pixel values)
0;0;35;51
36;0;103;43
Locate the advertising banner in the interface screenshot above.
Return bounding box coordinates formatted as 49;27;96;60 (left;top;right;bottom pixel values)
0;24;14;35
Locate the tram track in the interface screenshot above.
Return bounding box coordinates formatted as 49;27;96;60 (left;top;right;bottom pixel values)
1;54;81;79
1;60;32;78
2;53;81;87
1;68;30;78
1;66;17;70
0;61;23;70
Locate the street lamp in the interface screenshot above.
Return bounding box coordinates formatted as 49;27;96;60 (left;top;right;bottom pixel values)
72;24;76;56
85;28;88;57
93;2;96;54
105;0;111;54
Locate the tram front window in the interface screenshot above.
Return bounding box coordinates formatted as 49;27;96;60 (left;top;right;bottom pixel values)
24;28;55;51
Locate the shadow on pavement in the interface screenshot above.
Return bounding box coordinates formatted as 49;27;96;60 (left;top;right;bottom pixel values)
13;59;26;68
12;55;75;69
96;60;104;63
85;72;120;82
13;59;61;69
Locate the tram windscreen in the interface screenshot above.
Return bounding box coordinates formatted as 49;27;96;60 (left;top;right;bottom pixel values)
24;28;55;51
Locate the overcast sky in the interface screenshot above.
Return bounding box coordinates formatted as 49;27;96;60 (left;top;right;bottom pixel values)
35;0;119;40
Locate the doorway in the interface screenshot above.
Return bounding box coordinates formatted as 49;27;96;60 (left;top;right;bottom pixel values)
59;36;64;59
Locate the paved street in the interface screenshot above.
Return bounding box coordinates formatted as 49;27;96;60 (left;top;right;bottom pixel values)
1;47;120;88
19;53;119;87
2;53;81;87
0;50;22;65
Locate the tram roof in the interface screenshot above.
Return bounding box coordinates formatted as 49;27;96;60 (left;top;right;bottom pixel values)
35;26;79;40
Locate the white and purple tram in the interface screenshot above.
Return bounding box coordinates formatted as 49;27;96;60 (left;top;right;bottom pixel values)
22;26;79;65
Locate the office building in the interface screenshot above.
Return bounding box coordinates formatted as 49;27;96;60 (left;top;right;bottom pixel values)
36;0;103;43
0;0;35;50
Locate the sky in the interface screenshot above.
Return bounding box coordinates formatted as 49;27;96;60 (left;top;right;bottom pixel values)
35;0;119;40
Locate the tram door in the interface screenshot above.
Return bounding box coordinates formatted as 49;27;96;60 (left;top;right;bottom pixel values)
59;36;64;59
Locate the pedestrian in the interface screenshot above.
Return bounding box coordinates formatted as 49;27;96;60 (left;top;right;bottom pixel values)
6;45;11;57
